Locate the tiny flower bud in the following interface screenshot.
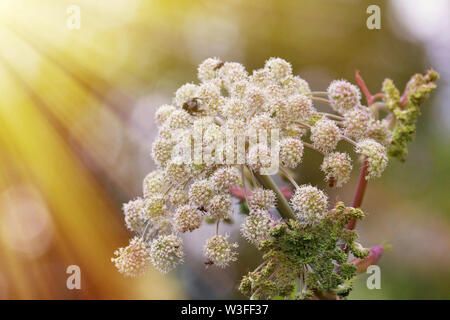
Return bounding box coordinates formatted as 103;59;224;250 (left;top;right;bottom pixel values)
320;152;352;187
264;57;292;81
281;75;311;96
279;138;304;168
175;83;198;107
247;143;272;172
204;234;238;268
366;119;392;147
155;104;176;125
241;209;277;245
143;170;165;198
151;138;174;168
208;194;233;219
310;118;341;152
166;109;193;130
173;205;203;233
355;139;388;180
112;237;151;277
291;185;328;222
149;234;184;273
142;194;167;218
248;188;276;210
189;179;215;207
210;166;241;191
328;79;361;114
123;198;146;232
342;107;370;140
198;57;222;82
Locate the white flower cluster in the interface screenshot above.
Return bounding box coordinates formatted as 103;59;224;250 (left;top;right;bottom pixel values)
113;57;393;277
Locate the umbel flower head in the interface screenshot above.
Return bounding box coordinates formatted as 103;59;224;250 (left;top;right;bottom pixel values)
279;137;304;168
111;237;151;277
149;234;184;274
204;234;239;268
173;205;202;233
112;57;438;299
320;152;353;187
355;139;388;180
290;185;328;222
310;118;341;152
122;198;146;232
327;79;361;114
248;188;276;210
241;209;278;245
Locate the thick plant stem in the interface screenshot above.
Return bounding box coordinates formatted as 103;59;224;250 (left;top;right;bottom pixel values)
253;171;296;221
346;159;369;230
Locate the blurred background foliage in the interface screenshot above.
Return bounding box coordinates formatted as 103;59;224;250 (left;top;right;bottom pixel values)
0;0;448;299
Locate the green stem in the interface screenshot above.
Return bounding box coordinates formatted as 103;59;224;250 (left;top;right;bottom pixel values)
253;171;296;221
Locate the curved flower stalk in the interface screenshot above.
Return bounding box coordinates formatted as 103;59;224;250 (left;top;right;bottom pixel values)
112;57;438;299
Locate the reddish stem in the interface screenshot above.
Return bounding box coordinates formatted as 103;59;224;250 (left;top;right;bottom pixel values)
346;159;369;230
355;70;374;105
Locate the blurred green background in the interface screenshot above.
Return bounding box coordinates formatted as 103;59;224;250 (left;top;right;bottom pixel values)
0;0;448;299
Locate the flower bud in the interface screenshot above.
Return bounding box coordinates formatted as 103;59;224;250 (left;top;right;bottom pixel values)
291;185;328;222
310;118;341;152
149;234;184;273
173;205;202;233
189;179;215;207
279;138;304;168
248;188;276;210
355;139;388;180
320;152;352;187
198;57;222;82
112;237;151;277
204;234;238;268
328;80;361;114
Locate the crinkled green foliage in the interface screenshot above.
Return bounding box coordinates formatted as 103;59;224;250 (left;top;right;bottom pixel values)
383;70;439;161
239;202;368;300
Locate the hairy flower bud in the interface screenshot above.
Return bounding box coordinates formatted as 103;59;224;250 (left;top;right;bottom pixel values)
189;179;215;207
198;57;222;82
328;80;361;114
112;237;151;277
223;98;248;119
265;57;292;81
164;158;190;182
366;119;392;147
123;198;146;232
279;138;304;168
155;104;176;125
241;209;277;245
142;194;167;218
149;234;184;273
166;109;193;129
204;234;238;268
248;188;276;210
320;152;352;187
342;107;370;140
291;185;328;222
143;170;165;198
208;194;233;219
210;166;240;191
355;139;388;180
173;205;202;233
169;188;189;206
281;75;311;96
175;83;198;107
218;62;248;89
151;138;174;168
197;81;222;114
247;143;272;172
248;113;278;134
310;118;341;152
